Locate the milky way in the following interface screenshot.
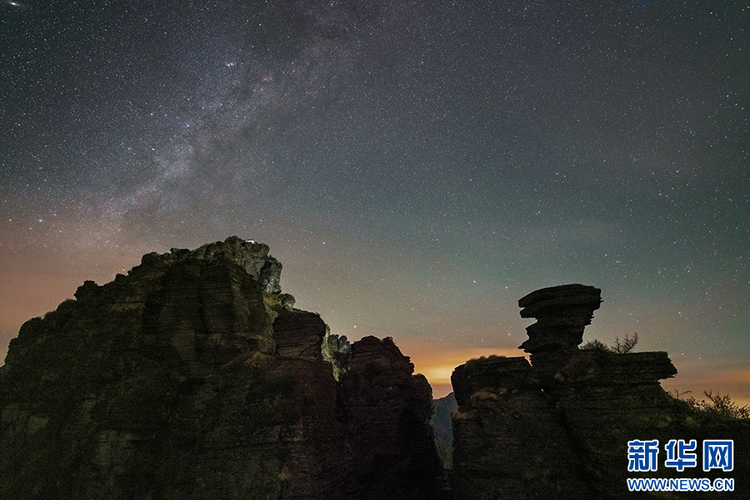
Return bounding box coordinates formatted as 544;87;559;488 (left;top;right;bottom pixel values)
2;1;749;398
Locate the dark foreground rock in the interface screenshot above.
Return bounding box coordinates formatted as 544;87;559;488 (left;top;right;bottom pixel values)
0;237;441;500
451;284;750;500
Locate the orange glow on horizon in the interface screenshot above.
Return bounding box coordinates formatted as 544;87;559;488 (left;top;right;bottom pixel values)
394;338;527;398
662;363;750;408
396;338;750;406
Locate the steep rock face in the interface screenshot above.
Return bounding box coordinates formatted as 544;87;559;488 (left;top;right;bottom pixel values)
0;237;440;500
451;284;750;500
342;336;442;500
452;355;592;500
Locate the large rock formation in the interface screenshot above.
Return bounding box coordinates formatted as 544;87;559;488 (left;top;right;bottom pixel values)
342;336;442;499
0;237;441;500
451;284;750;500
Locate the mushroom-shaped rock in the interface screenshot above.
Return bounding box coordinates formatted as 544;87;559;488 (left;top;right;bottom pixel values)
518;284;601;354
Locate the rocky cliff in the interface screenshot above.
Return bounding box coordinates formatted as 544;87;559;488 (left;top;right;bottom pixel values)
451;284;750;499
0;237;441;500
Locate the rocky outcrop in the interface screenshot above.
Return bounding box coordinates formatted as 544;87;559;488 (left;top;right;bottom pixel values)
518;284;602;354
342;336;442;500
0;237;440;500
451;284;750;500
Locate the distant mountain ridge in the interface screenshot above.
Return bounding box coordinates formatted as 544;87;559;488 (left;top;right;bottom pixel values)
431;392;457;468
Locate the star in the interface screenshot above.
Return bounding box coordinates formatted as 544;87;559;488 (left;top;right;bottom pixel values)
1;0;748;404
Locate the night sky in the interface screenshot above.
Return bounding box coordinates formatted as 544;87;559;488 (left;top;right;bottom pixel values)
2;1;748;400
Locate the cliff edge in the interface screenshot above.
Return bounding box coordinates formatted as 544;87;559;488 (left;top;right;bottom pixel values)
451;284;749;500
0;237;441;500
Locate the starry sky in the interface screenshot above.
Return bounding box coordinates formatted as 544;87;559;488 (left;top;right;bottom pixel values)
2;1;748;400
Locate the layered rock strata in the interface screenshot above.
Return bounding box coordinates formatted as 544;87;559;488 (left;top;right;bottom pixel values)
342;336;442;500
0;237;440;500
451;284;749;500
518;283;602;378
